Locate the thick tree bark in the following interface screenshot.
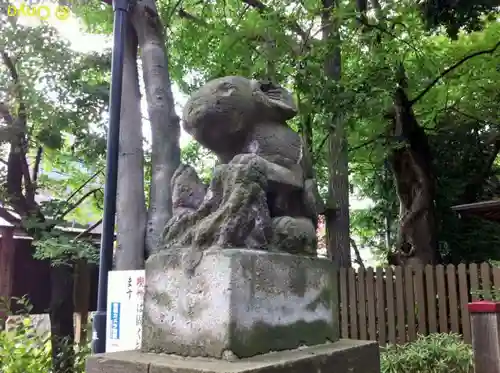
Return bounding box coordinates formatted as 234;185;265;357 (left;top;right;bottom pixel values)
115;20;146;270
131;0;181;256
388;87;439;266
322;0;351;267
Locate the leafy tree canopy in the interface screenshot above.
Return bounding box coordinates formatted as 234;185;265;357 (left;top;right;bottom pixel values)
38;0;500;266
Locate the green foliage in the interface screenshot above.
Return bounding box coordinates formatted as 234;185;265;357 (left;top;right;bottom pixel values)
0;297;88;373
0;14;108;267
20;207;100;264
72;0;114;34
420;0;500;38
181;140;217;184
471;286;500;301
0;19;109;155
380;334;474;373
346;17;500;264
71;0;500;266
7;0;499;268
0;323;52;373
32;231;99;265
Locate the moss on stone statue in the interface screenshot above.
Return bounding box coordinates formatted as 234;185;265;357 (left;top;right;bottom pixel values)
150;291;173;311
288;264;307;297
157;154;272;254
306;285;336;312
229;320;338;358
141;311;171;354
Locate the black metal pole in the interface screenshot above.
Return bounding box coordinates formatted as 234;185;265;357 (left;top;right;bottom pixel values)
91;0;129;355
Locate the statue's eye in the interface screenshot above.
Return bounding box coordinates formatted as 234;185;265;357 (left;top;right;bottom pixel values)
260;82;272;92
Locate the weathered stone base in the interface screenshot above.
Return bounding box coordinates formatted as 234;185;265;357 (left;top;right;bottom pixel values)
142;248;339;358
86;339;380;373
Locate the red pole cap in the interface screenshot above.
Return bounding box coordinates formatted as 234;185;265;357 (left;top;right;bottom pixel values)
468;301;500;313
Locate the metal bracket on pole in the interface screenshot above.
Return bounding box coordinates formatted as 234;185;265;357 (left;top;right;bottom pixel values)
113;0;129;11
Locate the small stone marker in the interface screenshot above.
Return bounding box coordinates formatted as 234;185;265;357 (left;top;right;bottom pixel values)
86;76;380;373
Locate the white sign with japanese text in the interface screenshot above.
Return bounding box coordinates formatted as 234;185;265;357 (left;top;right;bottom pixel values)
105;270;145;352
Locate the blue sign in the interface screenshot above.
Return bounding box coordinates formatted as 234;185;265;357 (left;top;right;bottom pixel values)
110;302;121;340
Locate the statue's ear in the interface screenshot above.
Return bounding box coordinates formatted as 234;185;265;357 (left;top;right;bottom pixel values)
251;79;298;121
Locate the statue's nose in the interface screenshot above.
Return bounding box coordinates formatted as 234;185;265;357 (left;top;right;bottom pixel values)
220;87;236;97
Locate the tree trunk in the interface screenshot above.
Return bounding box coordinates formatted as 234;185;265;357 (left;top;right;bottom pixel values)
388;87;439;266
115;20;147;270
322;0;351;267
2;44;77;373
49;263;75;373
131;0;181;256
300;113;314;155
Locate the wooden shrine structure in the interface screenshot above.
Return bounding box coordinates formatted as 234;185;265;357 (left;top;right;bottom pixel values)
452;200;500;223
0;206;101;315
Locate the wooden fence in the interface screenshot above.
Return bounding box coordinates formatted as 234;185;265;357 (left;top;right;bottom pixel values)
338;262;500;345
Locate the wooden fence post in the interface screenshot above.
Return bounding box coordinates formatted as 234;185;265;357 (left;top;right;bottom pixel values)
74;259;90;345
468;301;500;373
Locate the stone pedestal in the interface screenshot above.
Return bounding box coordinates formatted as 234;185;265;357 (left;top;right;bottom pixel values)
142;248;339;358
86;248;380;373
87;339;380;373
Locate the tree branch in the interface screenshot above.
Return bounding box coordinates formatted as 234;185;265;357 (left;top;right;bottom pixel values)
369;0;381;12
0;102;14;126
242;0;309;41
410;40;500;106
315;133;329;157
2;50;31;209
178;7;266;61
1;51;19;82
350;238;365;269
58;188;102;221
316;131;385;158
60;167;104;212
178;8;208;26
32;146;43;184
21;152;35;205
74;218;103;240
355;16;429;64
451;107;500;128
0;104;17;143
242;0;265;11
355;0;368;28
349;133;386;152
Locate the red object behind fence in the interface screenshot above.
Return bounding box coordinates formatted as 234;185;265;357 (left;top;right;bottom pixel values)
468;300;500;313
